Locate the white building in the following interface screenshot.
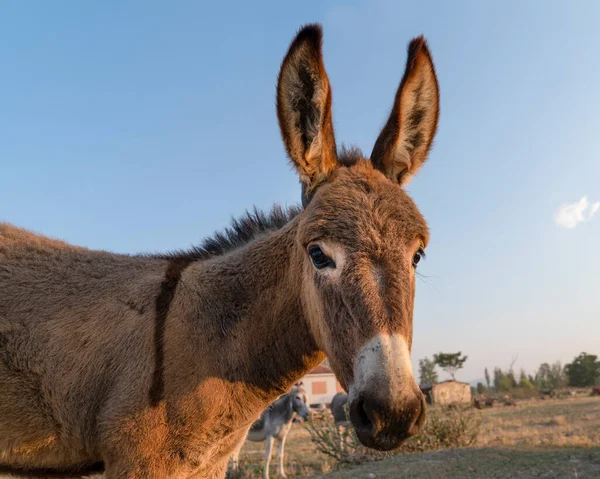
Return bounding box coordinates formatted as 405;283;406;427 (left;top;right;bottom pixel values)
300;365;344;407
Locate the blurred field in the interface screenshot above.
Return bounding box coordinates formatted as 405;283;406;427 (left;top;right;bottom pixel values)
233;396;600;478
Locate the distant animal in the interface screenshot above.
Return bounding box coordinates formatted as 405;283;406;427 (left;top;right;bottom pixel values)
0;22;439;478
474;396;495;409
230;384;309;478
330;392;350;429
539;389;556;399
591;386;600;396
330;392;350;450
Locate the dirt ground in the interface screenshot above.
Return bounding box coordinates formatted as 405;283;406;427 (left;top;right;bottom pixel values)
310;448;600;479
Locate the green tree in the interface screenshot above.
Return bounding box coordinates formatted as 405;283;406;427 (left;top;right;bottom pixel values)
549;361;567;389
433;352;468;380
565;352;600;387
519;369;534;390
418;357;438;387
484;367;491;389
535;361;566;390
506;356;518;389
493;367;502;391
476;382;485;394
493;368;512;392
506;369;517;389
535;363;552;389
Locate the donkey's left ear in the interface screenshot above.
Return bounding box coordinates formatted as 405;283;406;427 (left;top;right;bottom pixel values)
370;37;440;185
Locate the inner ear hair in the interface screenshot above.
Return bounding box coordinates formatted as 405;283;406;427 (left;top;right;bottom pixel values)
370;36;440;185
276;24;339;194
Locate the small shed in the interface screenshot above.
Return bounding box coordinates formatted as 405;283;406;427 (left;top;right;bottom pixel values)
421;380;472;406
300;365;344;407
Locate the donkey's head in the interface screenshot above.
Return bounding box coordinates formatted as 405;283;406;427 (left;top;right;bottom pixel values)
277;25;439;450
290;384;310;420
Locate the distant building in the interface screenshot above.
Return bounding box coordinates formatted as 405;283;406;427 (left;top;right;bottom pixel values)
421;380;472;406
300;365;344;407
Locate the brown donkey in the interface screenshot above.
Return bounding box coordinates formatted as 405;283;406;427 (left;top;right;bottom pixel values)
0;24;439;478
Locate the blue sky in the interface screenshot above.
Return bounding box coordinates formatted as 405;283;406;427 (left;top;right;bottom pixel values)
1;1;599;381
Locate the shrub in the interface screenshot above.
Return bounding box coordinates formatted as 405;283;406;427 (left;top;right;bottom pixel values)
399;405;481;453
304;404;481;466
302;410;371;464
508;387;538;400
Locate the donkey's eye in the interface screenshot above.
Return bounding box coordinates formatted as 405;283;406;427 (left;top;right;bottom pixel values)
309;246;335;269
412;248;425;269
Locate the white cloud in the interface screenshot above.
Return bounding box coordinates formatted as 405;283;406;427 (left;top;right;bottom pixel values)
554;196;600;229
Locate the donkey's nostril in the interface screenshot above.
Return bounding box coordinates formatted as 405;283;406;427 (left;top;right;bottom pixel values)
357;399;371;428
350;397;375;437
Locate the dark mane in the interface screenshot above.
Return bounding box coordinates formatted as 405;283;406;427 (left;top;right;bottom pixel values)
154;205;303;262
154;146;361;263
338;145;364;166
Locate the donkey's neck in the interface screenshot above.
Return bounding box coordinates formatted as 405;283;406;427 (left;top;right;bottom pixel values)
172;219;324;403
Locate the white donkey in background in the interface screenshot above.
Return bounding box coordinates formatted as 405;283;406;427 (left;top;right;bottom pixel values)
230;384;310;478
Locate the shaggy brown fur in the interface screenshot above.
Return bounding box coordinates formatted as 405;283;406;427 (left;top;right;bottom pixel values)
0;23;440;478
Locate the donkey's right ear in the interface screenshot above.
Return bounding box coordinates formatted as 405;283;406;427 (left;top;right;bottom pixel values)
277;24;339;196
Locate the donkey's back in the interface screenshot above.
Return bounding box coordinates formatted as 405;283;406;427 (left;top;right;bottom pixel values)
0;223;164;472
0;222;164;330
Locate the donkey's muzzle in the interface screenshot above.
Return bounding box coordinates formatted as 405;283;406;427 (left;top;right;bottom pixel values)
349;389;426;451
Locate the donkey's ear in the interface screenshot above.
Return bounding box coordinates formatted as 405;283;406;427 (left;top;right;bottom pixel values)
371;37;439;185
277;24;338;195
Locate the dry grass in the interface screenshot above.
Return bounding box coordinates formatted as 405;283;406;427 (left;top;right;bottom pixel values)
228;425;335;478
231;396;600;478
477;396;600;448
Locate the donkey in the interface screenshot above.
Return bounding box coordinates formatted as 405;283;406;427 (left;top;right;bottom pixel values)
329;392;349;451
230;384;309;479
0;23;440;479
330;392;350;430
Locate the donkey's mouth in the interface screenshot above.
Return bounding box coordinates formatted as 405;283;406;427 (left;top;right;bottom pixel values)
355;430;403;451
349;393;426;451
